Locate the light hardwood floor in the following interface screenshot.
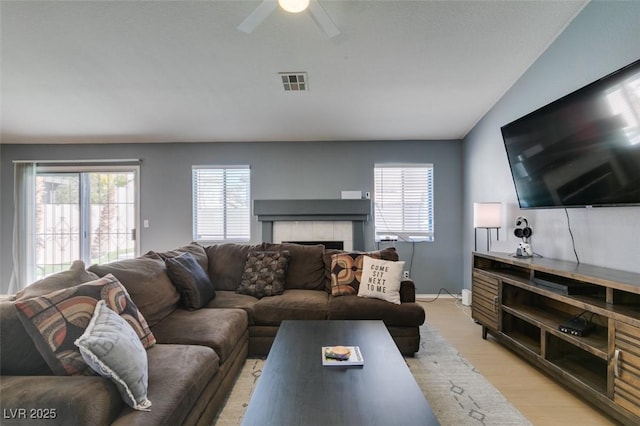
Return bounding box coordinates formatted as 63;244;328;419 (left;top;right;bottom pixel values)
420;298;618;426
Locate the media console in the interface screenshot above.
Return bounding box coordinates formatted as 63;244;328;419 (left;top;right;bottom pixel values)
472;251;640;424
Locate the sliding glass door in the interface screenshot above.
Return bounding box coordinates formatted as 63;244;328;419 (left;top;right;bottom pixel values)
34;168;138;280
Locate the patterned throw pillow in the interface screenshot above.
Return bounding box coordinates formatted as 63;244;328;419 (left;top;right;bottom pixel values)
330;253;363;296
14;274;155;376
237;251;290;299
165;252;216;310
357;257;405;304
75;300;152;411
330;251;390;296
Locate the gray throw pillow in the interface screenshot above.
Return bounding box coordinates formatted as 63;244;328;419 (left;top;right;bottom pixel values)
75;300;152;411
165;252;215;310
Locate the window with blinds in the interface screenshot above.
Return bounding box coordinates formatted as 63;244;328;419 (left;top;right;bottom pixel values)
192;166;250;242
374;164;434;241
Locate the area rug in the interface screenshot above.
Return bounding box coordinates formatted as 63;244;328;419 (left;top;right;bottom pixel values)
213;322;532;425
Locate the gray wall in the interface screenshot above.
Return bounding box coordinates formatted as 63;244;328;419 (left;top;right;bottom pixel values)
1;139;463;294
463;1;640;287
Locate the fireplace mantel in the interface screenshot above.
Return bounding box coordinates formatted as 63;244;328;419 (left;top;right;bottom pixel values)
254;199;370;221
254;199;371;250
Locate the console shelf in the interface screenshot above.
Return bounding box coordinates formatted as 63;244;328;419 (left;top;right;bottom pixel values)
472;251;640;424
502;304;608;359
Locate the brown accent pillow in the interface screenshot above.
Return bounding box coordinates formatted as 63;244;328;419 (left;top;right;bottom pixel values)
263;243;325;290
329;247;400;296
14;260;98;301
88;253;179;326
237;251;290;299
14;274;155;376
205;243;265;291
165;252;216;310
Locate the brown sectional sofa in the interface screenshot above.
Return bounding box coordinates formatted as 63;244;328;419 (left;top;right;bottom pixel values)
0;242;425;425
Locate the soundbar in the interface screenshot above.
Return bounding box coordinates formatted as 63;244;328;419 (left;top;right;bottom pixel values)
532;277;599;296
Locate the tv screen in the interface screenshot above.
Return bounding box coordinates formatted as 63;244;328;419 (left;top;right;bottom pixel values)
501;59;640;208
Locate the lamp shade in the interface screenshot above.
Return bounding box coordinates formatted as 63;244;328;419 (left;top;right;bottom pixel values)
278;0;310;13
473;202;502;228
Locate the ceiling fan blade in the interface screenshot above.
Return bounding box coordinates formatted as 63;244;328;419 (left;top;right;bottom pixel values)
308;0;340;38
237;0;278;34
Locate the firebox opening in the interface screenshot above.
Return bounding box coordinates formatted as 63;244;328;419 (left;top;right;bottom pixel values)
284;241;344;250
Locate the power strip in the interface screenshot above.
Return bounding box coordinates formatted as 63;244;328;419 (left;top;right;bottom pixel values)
558;317;595;337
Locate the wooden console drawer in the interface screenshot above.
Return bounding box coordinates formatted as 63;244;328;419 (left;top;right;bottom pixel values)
613;321;640;417
472;271;499;331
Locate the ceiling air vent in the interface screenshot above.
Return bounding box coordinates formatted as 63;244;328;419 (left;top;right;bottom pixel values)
279;72;307;91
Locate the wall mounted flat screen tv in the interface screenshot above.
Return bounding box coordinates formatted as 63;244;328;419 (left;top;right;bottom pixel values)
501;59;640;208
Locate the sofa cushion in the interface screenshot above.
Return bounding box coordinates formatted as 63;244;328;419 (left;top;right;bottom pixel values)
327;247;400;296
111;344;219;426
204;290;259;324
237;251;290;298
0;375;123;425
263;243;326;290
357;257;405;305
252;289;329;326
328;295;425;327
165;252;216;310
206;243;264;291
14;275;155;376
89;253;180;326
75;300;152;411
205;290;258;309
151;308;247;364
14;260;98;301
0;301;51;375
154;242;209;278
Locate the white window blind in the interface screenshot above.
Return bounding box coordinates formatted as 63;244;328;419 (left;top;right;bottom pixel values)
192;166;250;242
374;164;434;241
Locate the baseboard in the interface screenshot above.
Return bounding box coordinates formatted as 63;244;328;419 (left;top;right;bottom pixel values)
416;293;459;301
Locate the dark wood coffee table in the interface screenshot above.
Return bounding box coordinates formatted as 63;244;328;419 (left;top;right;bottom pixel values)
242;320;439;426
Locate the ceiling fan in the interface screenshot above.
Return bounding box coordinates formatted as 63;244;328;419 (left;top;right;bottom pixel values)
238;0;340;38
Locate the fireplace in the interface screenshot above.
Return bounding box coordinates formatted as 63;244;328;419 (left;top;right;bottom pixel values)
284;241;345;250
274;220;353;250
254;199;371;251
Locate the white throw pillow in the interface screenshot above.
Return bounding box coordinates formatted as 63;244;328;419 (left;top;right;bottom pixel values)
75;300;152;411
357;256;404;304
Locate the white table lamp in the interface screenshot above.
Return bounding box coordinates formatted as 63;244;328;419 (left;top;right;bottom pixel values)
473;202;501;251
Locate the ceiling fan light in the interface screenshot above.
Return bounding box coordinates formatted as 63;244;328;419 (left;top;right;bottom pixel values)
278;0;310;13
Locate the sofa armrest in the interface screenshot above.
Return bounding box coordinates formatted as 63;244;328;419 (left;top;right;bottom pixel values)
0;375;123;425
400;279;416;303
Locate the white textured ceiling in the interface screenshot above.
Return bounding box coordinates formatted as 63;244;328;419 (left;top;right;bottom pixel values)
0;0;587;144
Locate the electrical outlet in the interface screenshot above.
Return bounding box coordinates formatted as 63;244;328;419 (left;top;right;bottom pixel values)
403;271;410;278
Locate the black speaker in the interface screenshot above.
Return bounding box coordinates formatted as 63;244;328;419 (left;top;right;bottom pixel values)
514;227;532;238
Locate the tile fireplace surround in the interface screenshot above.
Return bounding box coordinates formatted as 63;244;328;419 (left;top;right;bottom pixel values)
254;199;371;251
274;221;352;251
